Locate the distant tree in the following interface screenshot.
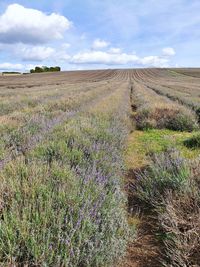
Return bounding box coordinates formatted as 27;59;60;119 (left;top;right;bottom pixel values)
54;66;61;72
30;66;61;73
35;66;43;73
48;66;61;72
49;67;55;72
42;66;50;72
2;71;21;74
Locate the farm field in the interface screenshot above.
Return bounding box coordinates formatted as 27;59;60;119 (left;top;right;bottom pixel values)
0;68;200;266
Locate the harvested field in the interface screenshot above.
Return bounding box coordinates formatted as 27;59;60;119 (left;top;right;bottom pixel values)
0;69;200;266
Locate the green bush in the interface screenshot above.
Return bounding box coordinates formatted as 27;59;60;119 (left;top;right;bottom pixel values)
165;111;198;132
183;133;200;148
195;107;200;122
135;106;198;132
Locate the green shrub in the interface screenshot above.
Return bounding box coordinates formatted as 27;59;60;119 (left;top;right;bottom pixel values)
195;107;200;122
183;133;200;148
166;111;198;132
135;106;198;132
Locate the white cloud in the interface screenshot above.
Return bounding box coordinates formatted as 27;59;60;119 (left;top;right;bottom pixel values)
21;46;55;61
12;43;71;62
162;47;176;56
92;39;110;49
71;51;138;65
0;4;72;44
140;56;169;67
109;47;121;54
54;51;71;62
0;62;41;72
0;62;24;71
71;50;169;67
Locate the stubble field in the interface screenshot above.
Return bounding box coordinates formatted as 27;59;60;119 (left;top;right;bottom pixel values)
0;68;200;266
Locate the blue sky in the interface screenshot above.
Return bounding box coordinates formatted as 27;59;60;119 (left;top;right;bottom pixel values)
0;0;199;71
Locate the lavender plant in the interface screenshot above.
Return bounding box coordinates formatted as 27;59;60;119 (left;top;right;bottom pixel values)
135;149;190;208
0;112;129;266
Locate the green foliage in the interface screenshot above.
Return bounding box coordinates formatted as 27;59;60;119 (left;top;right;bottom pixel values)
135;107;198;132
2;71;21;74
184;132;200;148
35;66;43;73
166;112;198;132
30;66;61;73
50;66;61;72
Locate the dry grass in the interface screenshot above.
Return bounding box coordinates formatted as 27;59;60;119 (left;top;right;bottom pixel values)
159;190;200;266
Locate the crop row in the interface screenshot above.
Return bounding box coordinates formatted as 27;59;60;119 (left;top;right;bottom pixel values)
132;148;200;266
0;81;130;266
129;68;200;265
0;80;122;166
134;69;200;119
130;80;198;131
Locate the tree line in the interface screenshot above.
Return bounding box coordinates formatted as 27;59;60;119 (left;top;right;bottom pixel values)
30;66;61;73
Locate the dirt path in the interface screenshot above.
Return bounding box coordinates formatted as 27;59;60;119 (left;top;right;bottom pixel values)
121;217;161;267
118;170;162;267
119;86;162;267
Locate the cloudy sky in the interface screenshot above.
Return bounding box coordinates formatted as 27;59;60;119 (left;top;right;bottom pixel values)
0;0;199;71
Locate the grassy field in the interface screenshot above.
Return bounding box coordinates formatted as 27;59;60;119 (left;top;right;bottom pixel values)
0;69;200;266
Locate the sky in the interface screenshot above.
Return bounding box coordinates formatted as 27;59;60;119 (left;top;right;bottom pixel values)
0;0;199;71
